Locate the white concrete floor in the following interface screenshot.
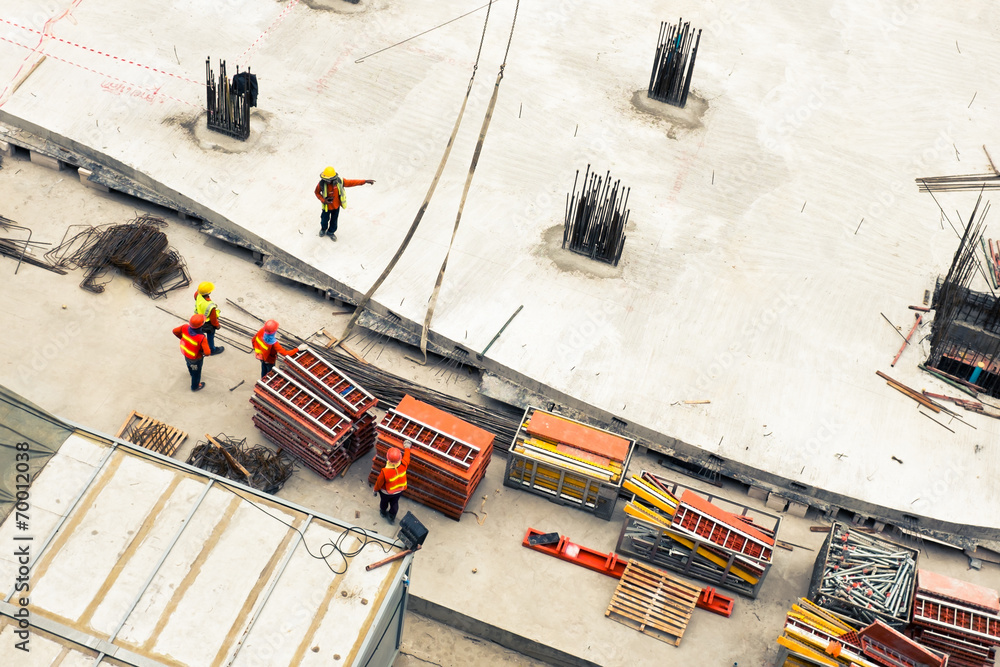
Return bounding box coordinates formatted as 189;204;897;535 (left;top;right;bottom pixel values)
2;152;999;667
2;0;998;536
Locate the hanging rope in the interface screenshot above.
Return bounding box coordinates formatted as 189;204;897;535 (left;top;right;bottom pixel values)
417;0;521;363
337;1;496;345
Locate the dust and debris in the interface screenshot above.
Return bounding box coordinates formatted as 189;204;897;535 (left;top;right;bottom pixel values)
629;89;709;139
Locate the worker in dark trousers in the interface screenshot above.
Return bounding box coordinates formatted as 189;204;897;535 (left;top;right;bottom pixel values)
252;320;299;378
194;282;225;354
314;166;375;241
372;442;411;524
173;314;212;391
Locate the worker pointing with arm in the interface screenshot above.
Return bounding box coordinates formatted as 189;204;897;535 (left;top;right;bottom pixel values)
173;314;212;392
314;166;375;241
252;320;299;378
373;442;411;525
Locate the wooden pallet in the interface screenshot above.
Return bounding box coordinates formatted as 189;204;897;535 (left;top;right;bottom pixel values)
115;411;187;457
605;559;701;646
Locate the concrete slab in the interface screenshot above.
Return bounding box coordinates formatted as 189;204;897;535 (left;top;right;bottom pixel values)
2;139;999;666
1;0;997;546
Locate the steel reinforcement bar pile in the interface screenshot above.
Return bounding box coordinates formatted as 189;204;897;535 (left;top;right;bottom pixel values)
249;348;378;479
368;394;493;521
221;306;525;448
187;433;296;494
42;215;191;297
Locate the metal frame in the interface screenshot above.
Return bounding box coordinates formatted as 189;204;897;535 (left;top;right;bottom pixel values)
503;406;635;521
616;515;770;598
0;419;412;666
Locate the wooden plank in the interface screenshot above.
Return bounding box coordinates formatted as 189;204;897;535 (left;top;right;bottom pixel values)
115;410;138;438
206;434;251;481
605;560;697;646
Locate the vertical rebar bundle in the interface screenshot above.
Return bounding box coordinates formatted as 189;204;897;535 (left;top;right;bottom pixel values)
206;57;252;141
563;165;630;267
648;19;701;108
927;193;1000;397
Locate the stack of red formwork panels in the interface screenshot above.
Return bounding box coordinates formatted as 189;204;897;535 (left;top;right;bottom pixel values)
910;569;1000;667
368;394;493;521
250;346;378;479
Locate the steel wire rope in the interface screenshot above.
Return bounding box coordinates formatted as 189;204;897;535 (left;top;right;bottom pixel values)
337;1;496;346
223;482;404;575
417;0;522;363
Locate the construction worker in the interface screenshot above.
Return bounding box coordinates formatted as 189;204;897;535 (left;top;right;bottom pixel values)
173;314;212;391
252;320;299;378
314;166;375;241
372;442;411;524
193;282;225;355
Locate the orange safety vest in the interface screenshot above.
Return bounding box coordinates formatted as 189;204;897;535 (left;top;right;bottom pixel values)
319;178;347;212
180;326;205;360
385;464;407;494
252;330;271;361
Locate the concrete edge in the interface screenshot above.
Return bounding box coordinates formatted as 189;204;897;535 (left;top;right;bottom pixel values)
408;596;601;667
3;113;998;552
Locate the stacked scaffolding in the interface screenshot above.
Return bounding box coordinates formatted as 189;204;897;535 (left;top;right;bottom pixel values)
647;19;701;107
563;165;630;266
368;394;493;521
250;346;377;479
809;522;918;629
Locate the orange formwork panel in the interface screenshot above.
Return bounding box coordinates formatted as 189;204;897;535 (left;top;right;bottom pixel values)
525;411;630;462
917;570;1000;614
396;394;495;451
675;489;776;548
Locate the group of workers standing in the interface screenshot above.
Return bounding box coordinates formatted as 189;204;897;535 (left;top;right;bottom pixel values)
171;281;299;391
168;165;404;524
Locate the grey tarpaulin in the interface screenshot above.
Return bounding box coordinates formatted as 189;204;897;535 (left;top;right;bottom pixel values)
0;385;71;522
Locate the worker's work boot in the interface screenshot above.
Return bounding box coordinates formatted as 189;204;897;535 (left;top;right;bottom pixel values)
318;230;326;237
387;514;396;525
213;346;226;355
328;232;337;242
192;382;205;392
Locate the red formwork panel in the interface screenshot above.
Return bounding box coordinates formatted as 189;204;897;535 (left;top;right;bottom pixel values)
283;348;378;419
395;394;495;451
918;570;1000;614
524;410;630;462
253;373;353;444
373;436;492;493
674;490;775;548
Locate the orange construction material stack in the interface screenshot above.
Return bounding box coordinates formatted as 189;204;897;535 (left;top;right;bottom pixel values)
250;347;378;479
368;394;493;520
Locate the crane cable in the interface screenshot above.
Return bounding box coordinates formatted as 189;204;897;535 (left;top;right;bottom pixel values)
338;1;496;345
417;0;521;363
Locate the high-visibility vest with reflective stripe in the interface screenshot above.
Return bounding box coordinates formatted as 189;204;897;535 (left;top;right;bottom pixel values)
253;331;271;361
385;465;407;494
180;326;205;360
320;178;347;212
194;293;218;319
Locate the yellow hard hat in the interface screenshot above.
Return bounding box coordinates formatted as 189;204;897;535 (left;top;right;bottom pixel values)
197;281;214;295
321;166;337;179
